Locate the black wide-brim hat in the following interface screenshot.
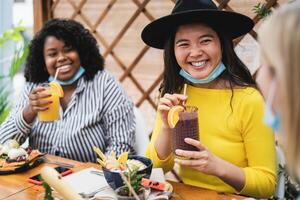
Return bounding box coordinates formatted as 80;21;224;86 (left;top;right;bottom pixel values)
141;0;254;49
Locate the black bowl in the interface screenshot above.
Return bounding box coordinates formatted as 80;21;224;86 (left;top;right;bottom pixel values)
102;155;153;190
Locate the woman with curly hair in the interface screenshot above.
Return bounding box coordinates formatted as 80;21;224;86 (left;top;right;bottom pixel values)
0;19;136;162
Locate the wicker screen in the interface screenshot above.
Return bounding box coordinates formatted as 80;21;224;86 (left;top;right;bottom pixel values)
33;0;288;134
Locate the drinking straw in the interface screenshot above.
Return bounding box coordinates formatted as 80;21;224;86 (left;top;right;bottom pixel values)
183;83;187;96
54;68;60;82
182;83;187;106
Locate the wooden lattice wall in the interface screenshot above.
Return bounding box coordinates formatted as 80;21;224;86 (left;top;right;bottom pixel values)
33;0;287;134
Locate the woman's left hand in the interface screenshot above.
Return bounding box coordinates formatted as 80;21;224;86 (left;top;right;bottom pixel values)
174;138;223;176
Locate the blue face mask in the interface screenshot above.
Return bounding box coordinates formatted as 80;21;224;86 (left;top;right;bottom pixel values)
48;66;85;86
264;80;280;132
179;62;226;84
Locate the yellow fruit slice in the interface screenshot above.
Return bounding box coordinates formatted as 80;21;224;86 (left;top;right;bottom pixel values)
118;152;128;165
167;105;184;128
49;81;64;97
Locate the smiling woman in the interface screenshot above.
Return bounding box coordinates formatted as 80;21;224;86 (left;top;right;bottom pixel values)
43;36;81;82
142;0;276;198
174;23;222;81
0;19;136;163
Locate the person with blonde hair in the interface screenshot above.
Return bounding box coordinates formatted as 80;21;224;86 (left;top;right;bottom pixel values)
257;1;300;182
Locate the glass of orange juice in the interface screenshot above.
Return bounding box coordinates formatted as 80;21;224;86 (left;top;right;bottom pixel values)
37;82;63;122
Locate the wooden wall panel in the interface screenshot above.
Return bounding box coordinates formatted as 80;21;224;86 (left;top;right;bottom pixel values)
33;0;288;134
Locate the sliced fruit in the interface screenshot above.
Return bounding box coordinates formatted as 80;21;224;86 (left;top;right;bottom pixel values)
117;152;128;165
141;178;166;191
167;105;184;128
49;81;64;97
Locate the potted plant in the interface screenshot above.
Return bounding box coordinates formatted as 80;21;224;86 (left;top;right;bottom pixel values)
0;23;29;123
115;165;146;200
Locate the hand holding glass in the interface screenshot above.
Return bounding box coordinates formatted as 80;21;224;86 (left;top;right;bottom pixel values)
171;106;199;156
37;82;63;122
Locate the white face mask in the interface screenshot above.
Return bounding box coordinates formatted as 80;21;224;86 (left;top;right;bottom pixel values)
264;80;280;132
179;62;226;84
48;66;85;85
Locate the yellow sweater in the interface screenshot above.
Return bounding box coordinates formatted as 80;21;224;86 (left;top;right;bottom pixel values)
146;85;276;198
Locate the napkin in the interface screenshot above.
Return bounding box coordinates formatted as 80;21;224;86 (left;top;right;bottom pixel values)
63;167;109;195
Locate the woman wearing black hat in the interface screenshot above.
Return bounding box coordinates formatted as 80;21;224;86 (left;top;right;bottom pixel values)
142;0;276;198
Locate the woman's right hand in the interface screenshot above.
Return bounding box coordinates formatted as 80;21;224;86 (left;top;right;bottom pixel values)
155;93;187;159
158;93;187;127
23;86;52;123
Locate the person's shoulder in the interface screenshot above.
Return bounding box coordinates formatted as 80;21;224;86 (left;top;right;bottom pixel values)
237;87;264;106
92;69;108;79
240;87;261;97
92;70;126;93
92;69;117;82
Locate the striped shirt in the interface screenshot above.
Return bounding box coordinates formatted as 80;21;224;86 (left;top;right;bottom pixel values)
0;70;136;162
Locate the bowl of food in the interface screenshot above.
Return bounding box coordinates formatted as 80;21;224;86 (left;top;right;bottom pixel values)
103;155;152;190
93;146;153;190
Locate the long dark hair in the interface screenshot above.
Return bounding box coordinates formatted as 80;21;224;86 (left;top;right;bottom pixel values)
160;23;256;95
24;18;104;83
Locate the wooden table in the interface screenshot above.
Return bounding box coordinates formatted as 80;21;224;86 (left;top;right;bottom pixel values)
0;155;248;200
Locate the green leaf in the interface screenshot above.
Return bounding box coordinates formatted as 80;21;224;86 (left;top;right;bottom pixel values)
0;108;10;124
252;2;272;19
0;24;28;124
9;43;29;78
121;164;146;195
42;181;54;200
15;25;26;32
11;32;23;42
0;85;10;123
0;24;27;47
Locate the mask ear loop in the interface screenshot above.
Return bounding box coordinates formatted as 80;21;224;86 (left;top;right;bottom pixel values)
266;79;276;108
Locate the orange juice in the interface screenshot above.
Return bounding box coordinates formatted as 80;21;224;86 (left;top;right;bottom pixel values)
37;83;61;122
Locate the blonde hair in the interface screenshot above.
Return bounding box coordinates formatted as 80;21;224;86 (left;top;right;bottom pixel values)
259;1;300;179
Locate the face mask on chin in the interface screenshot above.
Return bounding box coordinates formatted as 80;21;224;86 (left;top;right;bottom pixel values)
48;66;85;86
264;79;280;133
179;62;226;84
